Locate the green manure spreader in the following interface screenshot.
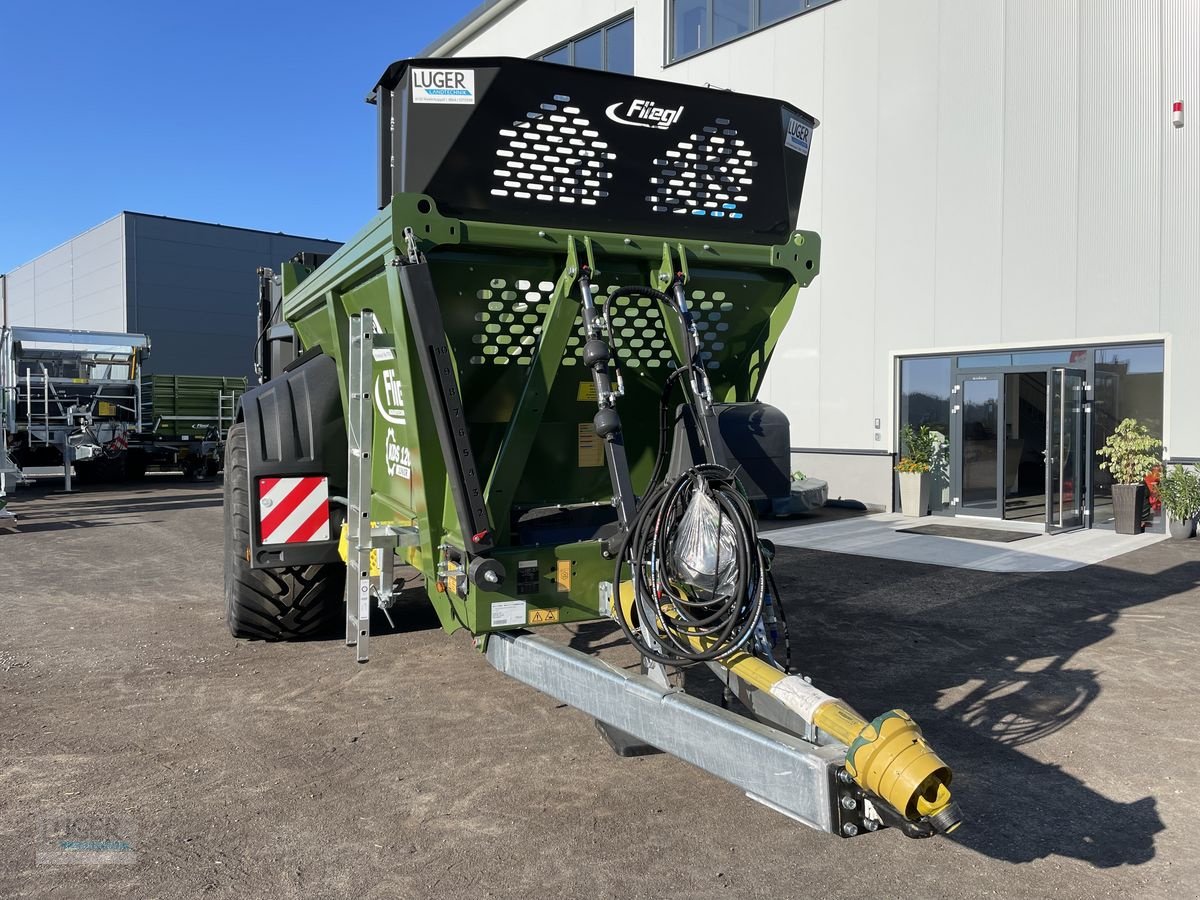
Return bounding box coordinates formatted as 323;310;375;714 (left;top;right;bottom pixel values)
225;57;961;839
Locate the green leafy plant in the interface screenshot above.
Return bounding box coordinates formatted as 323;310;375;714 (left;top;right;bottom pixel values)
1096;418;1162;485
791;470;807;482
1157;465;1200;521
896;424;936;474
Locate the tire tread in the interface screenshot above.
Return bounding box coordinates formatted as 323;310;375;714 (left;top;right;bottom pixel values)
223;422;343;640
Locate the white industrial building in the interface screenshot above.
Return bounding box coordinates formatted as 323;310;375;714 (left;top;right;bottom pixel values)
425;0;1197;530
1;213;340;380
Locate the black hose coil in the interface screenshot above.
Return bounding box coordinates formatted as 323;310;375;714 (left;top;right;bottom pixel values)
612;463;766;667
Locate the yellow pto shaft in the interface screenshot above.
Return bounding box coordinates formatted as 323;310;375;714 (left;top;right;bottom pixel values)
720;649;960;832
617;581;961;833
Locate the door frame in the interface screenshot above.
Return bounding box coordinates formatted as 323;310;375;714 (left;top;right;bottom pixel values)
951;370;1006;518
949;361;1096;527
1045;367;1090;533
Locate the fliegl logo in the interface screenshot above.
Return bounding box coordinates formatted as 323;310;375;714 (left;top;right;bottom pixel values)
374;367;407;426
605;98;685;130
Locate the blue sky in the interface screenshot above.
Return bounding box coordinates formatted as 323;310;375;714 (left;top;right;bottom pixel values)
0;0;481;272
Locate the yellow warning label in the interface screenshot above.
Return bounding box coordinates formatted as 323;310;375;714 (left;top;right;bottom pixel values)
529;607;561;625
556;560;572;592
97;401;116;417
577;423;604;467
577;381;598;402
446;560;463;597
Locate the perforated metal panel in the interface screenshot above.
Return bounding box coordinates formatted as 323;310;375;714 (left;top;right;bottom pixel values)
561;287;675;370
648;119;758;219
464;278;739;371
468;279;556;366
491;95;617;205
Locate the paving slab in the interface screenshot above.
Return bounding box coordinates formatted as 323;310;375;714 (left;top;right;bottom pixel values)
769;512;1167;572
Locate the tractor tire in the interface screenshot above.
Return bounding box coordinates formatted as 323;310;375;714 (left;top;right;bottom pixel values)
223;422;344;640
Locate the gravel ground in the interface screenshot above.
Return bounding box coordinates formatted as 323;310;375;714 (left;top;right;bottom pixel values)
1;478;1198;899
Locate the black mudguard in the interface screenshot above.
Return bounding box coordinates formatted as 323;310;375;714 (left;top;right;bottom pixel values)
239;352;347;569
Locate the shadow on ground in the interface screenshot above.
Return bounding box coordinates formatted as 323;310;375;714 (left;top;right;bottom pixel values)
565;547;1192;869
1;482;222;534
774;549;1189;867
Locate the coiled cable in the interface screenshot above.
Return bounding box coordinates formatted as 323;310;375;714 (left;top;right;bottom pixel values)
612;463;766;667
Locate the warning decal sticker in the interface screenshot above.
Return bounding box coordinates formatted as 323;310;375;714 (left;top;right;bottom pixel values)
490;600;527;628
555;560;572;593
577;423;604;468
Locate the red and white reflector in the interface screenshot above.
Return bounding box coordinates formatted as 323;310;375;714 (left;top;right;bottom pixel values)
1173;100;1184;128
258;476;331;544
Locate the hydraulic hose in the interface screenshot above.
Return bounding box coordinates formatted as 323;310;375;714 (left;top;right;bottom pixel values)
612;463;766;667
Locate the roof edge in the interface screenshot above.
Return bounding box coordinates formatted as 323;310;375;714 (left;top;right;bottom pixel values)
120;210;341;246
420;0;523;57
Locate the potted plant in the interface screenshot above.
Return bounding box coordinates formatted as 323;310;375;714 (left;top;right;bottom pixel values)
896;424;936;517
1158;464;1200;539
1096;418;1163;535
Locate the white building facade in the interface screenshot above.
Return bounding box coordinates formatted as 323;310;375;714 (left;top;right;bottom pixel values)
425;0;1197;529
1;213;340;380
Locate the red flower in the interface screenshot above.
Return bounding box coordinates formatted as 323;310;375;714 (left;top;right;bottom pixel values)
1145;466;1163;513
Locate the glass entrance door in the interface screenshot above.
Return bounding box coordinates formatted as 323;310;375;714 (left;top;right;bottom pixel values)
1046;368;1087;532
957;374;1002;516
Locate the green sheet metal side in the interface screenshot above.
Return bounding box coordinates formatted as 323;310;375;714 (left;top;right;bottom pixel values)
280;194;820;636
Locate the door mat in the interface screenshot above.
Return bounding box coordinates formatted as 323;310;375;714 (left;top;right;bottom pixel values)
896;523;1038;542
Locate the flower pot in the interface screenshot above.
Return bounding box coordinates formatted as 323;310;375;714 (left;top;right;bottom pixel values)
1112;483;1147;535
1168;514;1197;540
899;471;931;517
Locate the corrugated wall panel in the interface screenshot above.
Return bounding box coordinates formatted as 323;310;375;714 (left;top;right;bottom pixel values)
933;0;1004;347
873;0;940;430
129;216;341;379
32;245;75;327
755;12;826;446
818;0;880;449
3;266;37;327
1;217;127;331
1076;0;1162;338
69;217;125;330
1160;0;1199;456
1000;0;1079;343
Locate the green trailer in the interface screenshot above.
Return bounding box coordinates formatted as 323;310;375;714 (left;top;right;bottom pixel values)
141;374;245;440
224;57;960;840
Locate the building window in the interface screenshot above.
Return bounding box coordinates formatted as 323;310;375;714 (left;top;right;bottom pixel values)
1092;343;1165;528
898;356;953;514
537;14;635;74
669;0;839;63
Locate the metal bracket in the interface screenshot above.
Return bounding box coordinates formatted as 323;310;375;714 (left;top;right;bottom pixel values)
486;630;873;836
372;524;419;620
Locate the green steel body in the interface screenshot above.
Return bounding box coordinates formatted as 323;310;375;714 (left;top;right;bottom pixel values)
281;192;819;637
